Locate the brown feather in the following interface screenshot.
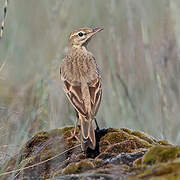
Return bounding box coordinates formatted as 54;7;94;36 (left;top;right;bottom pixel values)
60;27;103;150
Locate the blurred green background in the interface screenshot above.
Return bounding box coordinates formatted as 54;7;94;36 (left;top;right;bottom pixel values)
0;0;180;157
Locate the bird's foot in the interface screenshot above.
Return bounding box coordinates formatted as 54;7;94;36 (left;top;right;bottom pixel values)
67;130;81;143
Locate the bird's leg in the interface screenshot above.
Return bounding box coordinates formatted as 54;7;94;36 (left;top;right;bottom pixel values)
68;112;80;142
94;117;100;131
73;115;79;136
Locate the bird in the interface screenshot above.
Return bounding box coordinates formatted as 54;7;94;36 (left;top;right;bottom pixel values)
60;27;103;151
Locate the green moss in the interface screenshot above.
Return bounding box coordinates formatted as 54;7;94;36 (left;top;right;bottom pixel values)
128;160;180;180
157;140;172;146
139;160;180;179
35;131;49;137
131;131;156;144
99;130;131;152
62;160;94;174
18;156;36;168
105;140;137;154
40;149;54;161
107;128;120;133
128;136;152;149
143;146;180;165
121;128;132;134
133;157;143;168
2;127;178;180
100;129;153;153
101;131;130;144
93;159;102;167
49;126;74;137
34;127;75;140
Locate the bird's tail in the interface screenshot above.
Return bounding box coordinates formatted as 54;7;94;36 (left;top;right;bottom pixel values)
80;115;96;151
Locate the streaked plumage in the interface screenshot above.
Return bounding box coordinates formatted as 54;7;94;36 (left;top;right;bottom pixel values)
60;27;103;150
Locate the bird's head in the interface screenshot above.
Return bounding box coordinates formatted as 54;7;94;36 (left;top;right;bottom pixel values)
68;27;103;48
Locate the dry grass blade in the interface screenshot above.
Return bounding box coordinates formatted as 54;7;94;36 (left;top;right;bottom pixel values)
0;59;7;73
0;144;17;148
0;144;81;177
0;0;8;39
0;59;7;80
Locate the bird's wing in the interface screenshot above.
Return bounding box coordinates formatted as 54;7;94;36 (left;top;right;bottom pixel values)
60;56;102;117
60;59;87;116
64;80;88;116
88;77;102;116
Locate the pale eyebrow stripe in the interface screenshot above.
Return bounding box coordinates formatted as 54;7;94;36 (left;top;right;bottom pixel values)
69;31;84;39
69;33;77;39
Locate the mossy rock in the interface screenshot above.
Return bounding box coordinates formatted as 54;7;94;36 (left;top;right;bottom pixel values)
142;145;180;165
128;159;180;180
128;146;180;180
99;128;154;153
61;160;94;174
0;126;179;180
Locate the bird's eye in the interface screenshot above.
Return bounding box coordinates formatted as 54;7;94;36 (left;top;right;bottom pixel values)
78;32;84;37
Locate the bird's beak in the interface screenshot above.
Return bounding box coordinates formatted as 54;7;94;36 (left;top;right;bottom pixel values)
93;27;103;33
89;27;103;37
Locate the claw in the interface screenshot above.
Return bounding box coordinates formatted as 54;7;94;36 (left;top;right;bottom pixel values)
67;128;80;142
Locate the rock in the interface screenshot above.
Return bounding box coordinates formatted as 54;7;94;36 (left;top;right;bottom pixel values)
0;126;180;180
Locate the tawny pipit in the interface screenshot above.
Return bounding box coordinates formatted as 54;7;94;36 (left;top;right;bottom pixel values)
60;28;103;151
